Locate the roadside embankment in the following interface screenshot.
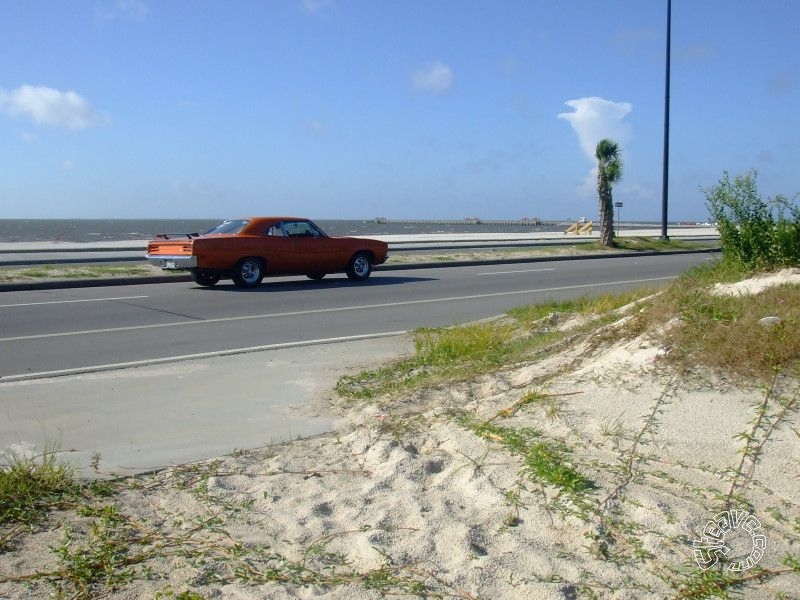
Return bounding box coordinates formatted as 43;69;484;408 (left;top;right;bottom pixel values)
2;264;797;599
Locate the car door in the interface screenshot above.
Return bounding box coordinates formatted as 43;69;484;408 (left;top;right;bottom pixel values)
258;221;294;274
282;220;334;273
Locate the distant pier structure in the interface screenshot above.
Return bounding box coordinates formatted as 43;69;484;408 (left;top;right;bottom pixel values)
373;217;570;227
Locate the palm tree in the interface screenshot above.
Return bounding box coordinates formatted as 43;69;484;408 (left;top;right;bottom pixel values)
595;139;623;246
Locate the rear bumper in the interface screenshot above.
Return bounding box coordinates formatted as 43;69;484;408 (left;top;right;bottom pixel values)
146;254;198;270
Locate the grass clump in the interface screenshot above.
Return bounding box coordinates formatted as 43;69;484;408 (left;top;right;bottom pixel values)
412;322;514;366
628;260;800;381
0;447;80;528
336;322;517;398
508;290;650;328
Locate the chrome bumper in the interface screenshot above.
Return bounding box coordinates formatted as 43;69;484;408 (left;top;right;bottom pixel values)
146;254;198;270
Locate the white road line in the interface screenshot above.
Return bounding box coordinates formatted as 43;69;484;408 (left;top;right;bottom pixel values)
0;331;409;383
0;276;674;343
477;268;555;276
0;295;148;308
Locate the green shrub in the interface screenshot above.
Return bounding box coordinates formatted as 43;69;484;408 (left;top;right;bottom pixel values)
704;170;800;269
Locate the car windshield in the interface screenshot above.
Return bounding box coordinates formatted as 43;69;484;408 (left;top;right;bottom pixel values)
204;219;249;235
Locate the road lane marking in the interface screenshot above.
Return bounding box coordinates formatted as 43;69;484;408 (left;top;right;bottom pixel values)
477;268;555;276
0;295;148;308
0;330;409;382
0;276;674;343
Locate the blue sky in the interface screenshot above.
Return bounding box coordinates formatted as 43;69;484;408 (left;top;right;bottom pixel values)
1;0;798;221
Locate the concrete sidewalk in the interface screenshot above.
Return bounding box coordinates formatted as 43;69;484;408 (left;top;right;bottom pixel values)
1;335;412;478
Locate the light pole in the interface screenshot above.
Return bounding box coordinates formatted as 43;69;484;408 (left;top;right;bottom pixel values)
615;201;623;236
660;0;671;241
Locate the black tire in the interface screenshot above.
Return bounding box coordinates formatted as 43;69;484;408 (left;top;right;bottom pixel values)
190;270;220;287
306;273;326;280
232;257;264;288
345;252;373;282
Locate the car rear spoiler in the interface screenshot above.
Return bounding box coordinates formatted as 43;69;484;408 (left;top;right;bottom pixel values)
156;232;200;239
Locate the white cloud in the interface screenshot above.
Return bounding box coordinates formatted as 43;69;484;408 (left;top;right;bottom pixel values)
412;61;455;95
20;131;37;143
0;85;106;129
558;97;632;196
558;97;632;161
61;160;75;171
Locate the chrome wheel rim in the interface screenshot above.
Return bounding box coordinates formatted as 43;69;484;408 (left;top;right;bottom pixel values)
353;256;369;277
240;261;260;284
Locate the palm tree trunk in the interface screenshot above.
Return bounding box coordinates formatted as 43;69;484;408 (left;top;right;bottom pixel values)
598;175;615;246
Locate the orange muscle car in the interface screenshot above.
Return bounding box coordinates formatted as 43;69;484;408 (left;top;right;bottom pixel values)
146;217;388;288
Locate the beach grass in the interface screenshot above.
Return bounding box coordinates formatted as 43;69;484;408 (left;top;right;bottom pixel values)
0;445;80;530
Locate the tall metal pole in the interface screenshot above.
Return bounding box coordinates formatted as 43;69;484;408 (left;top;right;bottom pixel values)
660;0;671;241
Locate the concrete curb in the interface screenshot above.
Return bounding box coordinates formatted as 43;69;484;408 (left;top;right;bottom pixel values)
0;248;720;292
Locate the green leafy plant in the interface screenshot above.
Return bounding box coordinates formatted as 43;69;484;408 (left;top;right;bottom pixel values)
704;170;800;269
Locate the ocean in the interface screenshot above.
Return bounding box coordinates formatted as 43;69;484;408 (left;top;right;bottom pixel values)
0;218;584;243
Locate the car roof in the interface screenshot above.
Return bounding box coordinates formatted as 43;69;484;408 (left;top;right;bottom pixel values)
237;217;312;234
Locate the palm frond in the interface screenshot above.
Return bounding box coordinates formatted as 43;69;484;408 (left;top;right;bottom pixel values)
595;138;619;162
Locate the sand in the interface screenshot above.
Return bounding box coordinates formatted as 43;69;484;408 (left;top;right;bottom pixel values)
1;276;799;599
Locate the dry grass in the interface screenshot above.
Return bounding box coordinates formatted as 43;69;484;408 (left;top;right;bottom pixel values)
0;263;171;282
626;262;800;382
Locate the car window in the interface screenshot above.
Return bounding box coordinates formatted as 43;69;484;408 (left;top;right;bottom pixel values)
204;219;249;235
266;223;285;236
283;220;323;238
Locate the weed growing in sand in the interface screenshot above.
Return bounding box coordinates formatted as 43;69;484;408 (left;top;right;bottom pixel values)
454;414;592;497
721;374;800;512
0;445;80;531
675;562;800;599
501;485;525;528
490;389;571;423
155;588;207;599
50;506;143;596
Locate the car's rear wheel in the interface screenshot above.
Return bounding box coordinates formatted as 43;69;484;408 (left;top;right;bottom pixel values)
306;273;325;280
232;258;264;288
346;252;373;282
190;270;220;287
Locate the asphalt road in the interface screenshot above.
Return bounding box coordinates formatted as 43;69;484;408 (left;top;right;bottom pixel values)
0;253;712;381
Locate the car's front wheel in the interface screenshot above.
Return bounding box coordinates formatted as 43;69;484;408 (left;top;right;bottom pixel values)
346;252;373;282
232;258;265;288
190;270;220;287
